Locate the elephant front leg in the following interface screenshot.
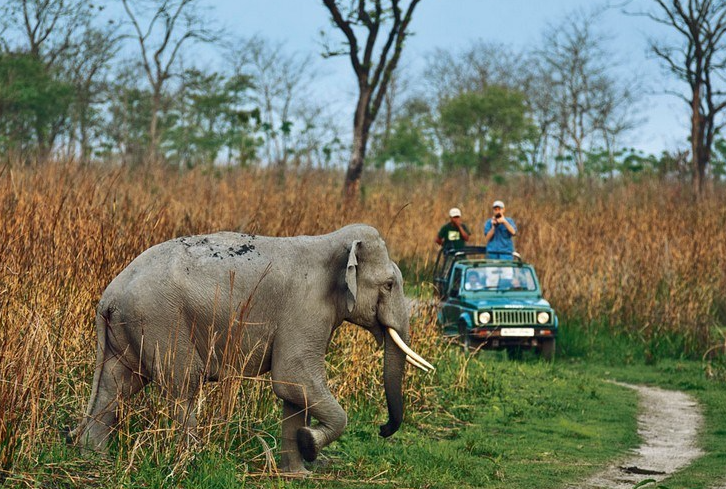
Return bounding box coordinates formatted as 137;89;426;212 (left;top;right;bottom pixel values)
272;368;348;470
280;401;309;474
295;392;347;464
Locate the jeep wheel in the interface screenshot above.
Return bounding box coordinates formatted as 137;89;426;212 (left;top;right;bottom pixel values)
539;338;556;361
458;322;471;352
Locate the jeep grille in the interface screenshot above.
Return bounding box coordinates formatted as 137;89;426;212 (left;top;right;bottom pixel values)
493;310;536;325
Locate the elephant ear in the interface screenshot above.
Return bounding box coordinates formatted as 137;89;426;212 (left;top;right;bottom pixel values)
345;240;361;312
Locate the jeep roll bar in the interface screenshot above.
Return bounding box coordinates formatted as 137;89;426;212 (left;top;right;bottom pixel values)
433;246;488;296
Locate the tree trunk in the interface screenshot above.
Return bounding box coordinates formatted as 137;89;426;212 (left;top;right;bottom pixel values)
696;140;708;197
344;126;368;199
34;122;50;165
79;105;91;165
344;90;372;200
690;89;705;197
148;89;162;166
478;151;491;178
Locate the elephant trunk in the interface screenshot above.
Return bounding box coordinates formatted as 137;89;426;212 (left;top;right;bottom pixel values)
380;329;406;437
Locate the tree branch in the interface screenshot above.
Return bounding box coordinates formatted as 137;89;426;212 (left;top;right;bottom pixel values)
322;0;362;74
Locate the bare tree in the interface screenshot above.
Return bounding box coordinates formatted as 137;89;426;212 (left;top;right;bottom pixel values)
65;26;122;163
646;0;726;195
232;36;319;169
534;9;639;175
2;0;90;66
321;0;423;198
422;42;527;102
121;0;218;164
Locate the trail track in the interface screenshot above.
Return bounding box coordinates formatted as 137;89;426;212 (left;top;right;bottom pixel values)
572;383;703;489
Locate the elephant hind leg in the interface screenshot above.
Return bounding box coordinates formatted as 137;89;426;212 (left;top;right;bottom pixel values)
75;351;146;451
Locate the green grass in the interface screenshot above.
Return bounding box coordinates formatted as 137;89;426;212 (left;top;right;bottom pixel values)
4;350;640;488
280;351;642;489
6;336;726;488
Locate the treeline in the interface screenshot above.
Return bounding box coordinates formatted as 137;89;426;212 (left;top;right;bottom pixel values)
0;0;344;169
1;0;725;183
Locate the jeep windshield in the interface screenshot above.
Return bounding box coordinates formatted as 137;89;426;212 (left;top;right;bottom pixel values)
462;266;537;292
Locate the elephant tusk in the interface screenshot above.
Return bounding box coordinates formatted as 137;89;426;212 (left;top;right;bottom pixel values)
406;355;431;372
387;328;435;371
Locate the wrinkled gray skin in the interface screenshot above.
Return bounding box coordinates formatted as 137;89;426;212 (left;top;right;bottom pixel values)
72;224;410;473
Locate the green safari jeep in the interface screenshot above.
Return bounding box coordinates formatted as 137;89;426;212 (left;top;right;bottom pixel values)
434;247;558;359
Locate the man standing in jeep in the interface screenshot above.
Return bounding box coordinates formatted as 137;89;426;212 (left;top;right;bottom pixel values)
484;200;517;259
435;207;471;250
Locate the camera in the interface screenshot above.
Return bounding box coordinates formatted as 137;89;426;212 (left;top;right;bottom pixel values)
494;213;502;219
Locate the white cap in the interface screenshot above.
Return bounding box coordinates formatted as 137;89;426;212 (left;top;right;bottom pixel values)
492;200;505;208
449;207;462;218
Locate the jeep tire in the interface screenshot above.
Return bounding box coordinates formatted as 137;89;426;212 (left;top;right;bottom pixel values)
539;338;556;361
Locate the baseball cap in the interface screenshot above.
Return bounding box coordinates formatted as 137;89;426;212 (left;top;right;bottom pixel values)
449;207;462;218
492;200;505;208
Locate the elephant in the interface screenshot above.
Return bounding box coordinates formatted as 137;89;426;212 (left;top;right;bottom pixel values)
72;223;433;473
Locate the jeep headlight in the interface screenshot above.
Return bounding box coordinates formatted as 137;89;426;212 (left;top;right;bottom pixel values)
537;312;550;324
478;311;492;324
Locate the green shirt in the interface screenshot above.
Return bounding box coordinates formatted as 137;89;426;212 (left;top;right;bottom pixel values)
438;222;470;250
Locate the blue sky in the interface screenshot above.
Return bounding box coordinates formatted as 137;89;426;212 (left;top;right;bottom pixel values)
146;1;689;155
209;0;688;155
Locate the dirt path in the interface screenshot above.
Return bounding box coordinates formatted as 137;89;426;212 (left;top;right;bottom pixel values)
574;382;703;489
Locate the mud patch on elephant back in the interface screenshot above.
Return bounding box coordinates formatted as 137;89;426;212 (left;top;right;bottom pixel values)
178;236;210;248
178;235;261;260
230;244;255;256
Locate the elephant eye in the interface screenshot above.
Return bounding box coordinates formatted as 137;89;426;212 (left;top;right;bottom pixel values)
384;279;394;291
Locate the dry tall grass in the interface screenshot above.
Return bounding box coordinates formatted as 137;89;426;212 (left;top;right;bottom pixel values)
0;162;724;483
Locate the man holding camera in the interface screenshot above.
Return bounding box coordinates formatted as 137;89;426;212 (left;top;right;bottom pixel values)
435;207;471;250
484;200;517;259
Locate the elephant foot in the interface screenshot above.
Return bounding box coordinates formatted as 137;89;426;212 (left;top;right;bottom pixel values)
296;427;320;462
278;464;311;477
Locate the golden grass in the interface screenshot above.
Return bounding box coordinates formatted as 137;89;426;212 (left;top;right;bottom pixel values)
0;162;724;482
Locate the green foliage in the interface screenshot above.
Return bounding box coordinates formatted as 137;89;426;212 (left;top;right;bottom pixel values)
0;52;73;160
371;86;538;177
370;97;437;170
709;137;726;179
101;69;262;167
372;115;437;170
103;84;155;165
437;87;536;177
164;69;260;167
13;355;726;488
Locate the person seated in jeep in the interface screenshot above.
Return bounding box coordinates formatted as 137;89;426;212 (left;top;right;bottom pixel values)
464;270;483;291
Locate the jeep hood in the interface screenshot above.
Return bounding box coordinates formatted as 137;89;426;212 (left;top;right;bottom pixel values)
466;297;552;309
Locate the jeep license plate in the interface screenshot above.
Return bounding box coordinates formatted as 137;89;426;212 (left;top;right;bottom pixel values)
501;328;534;337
